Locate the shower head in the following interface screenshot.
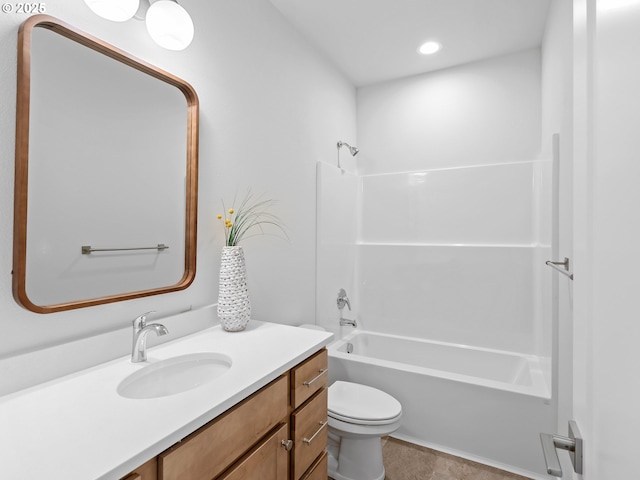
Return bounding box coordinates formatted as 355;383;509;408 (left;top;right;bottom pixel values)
337;140;359;156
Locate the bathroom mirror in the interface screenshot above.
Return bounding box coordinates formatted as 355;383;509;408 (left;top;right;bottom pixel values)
13;15;199;314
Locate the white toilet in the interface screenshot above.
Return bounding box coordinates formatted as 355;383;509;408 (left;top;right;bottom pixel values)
327;381;402;480
296;324;402;479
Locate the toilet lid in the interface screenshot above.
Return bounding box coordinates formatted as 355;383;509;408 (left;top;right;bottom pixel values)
328;381;402;425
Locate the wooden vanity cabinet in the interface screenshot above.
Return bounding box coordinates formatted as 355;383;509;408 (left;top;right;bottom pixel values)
290;349;329;480
291;388;328;479
119;348;328;480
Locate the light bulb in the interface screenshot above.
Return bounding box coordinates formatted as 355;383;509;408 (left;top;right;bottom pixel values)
83;0;139;22
418;41;442;55
146;0;194;51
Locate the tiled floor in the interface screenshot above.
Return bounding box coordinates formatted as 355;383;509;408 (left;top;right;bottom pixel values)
329;437;533;480
380;437;533;480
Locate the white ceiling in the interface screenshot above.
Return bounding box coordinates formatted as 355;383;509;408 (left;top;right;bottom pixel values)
269;0;552;87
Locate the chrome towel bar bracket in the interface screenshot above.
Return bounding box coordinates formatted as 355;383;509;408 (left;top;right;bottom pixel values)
546;257;574;280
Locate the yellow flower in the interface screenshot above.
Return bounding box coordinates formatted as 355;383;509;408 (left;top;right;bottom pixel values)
217;214;222;219
228;208;235;214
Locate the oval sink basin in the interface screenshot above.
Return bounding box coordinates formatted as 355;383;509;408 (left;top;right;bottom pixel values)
118;352;232;399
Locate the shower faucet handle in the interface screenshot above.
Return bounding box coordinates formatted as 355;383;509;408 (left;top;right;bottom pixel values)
337;288;351;311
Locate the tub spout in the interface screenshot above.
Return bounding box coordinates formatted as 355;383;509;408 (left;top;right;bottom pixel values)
340;317;357;327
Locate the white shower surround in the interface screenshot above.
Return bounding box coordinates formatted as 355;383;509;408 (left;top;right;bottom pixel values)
357;161;552;355
317;160;551;356
315;158;553;474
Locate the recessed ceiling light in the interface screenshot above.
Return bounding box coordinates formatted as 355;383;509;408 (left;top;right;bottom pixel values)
418;41;442;55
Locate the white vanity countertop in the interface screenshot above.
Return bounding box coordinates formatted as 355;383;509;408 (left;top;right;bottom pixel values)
0;319;333;479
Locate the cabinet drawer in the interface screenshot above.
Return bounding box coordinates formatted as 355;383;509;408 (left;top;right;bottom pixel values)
159;375;289;480
291;349;328;409
291;388;328;480
300;451;328;480
217;423;289;480
120;457;157;480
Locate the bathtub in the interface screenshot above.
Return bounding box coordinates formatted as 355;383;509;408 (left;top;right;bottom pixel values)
328;330;554;478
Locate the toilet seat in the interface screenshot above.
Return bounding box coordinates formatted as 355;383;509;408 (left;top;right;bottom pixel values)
327;381;402;480
329;381;402;426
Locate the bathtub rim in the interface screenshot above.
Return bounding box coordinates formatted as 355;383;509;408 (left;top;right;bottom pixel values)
328;329;550;400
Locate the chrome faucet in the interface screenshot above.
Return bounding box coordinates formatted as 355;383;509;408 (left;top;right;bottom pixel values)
131;311;168;363
337;288;351;311
337;289;357;327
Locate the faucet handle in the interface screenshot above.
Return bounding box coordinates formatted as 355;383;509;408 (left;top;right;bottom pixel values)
133;310;156;328
337;289;351;311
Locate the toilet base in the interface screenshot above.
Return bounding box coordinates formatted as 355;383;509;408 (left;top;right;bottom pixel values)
327;432;386;480
328;466;385;480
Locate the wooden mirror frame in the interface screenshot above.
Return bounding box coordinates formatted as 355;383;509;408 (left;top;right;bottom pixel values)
12;15;199;314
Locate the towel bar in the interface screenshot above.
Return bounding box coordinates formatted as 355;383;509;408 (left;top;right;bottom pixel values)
81;244;169;254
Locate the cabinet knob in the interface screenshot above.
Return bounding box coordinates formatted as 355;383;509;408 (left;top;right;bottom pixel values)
281;439;293;451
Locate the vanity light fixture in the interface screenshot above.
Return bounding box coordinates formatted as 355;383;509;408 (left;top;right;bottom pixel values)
138;0;194;51
83;0;194;51
418;41;442;55
83;0;139;22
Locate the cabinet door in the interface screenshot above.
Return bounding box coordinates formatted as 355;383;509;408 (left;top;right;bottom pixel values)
300;452;327;480
217;423;290;480
159;375;288;480
292;388;328;480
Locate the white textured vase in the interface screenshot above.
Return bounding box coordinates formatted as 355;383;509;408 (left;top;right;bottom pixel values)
217;246;251;331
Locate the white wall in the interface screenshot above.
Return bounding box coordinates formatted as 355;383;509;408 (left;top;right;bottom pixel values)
0;1;356;378
572;0;640;477
357;49;542;175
